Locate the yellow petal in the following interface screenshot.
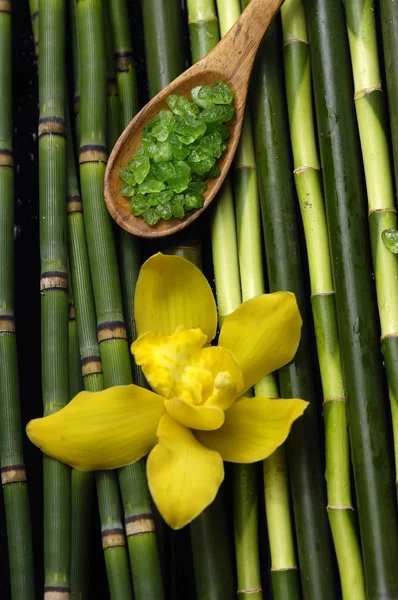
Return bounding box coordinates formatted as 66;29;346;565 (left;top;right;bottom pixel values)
147;415;224;529
26;385;165;470
219;292;302;392
135;253;217;340
164;397;225;430
196;396;308;463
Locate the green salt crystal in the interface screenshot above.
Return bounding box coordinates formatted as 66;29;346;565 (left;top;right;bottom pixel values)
152;141;173;163
171;195;185;218
155;202;174;220
143;208;160;226
138;179;166;194
121;182;136;196
130;196;150;216
184;192;204;210
188;180;206;194
191;81;233;108
152;162;177;182
188;155;216;175
169;133;190;160
206;164;221;178
119;167;137;186
167;161;192;193
166;94;199;118
174;115;207;145
198;104;235;124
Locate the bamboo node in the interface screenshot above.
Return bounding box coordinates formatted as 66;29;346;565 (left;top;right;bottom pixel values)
115;52;134;72
40;271;68;293
368;207;396;216
81;355;103;377
0;0;12;12
79;144;107;165
0;315;16;335
293;164;320;175
283;34;309;47
67;195;83;214
68;303;76;321
354;85;383;100
125;514;156;536
327;505;354;511
237;588;263;595
381;332;398;341
235;163;256;170
1;465;27;486
322;396;345;405
270;566;298;572
107;77;118;96
101;528;126;549
44;587;71;599
0;149;13;167
311;290;335;298
97;320;128;343
188;17;218;24
38;116;66;138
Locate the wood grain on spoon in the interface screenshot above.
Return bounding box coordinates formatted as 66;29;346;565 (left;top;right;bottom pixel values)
104;0;284;238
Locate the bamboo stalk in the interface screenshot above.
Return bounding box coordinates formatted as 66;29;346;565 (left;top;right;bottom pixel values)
29;0;39;57
281;1;365;597
76;2;163;597
305;0;398;596
69;0;80;144
38;0;71;595
67;118;133;597
0;5;36;596
343;0;398;503
251;18;338;599
379;0;398;192
103;0;119;151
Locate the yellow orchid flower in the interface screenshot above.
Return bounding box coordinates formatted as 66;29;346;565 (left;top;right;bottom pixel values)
26;253;308;530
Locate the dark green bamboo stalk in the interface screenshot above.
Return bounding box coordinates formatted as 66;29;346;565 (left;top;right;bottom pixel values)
77;2;163;598
379;0;398;191
343;0;398;503
103;0;119;150
66;113;133;598
305;0;398;597
69;0;81;144
38;0;71;595
141;0;185;97
251;19;338;600
0;5;36;597
29;0;39;56
281;1;365;597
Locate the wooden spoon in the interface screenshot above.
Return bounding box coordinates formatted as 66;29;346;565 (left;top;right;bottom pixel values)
104;0;284;238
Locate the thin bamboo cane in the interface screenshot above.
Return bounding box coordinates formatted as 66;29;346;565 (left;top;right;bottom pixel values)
76;2;163;597
281;1;365;597
305;0;398;596
251;19;338;599
38;0;71;595
379;0;398;192
69;0;80;144
29;0;39;57
0;5;36;596
103;0;119;151
343;0;398;503
67;115;133;597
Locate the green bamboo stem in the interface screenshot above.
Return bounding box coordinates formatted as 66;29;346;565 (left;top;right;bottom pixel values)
29;0;39;57
378;0;398;194
107;0;143;383
141;0;185;98
281;2;366;597
305;0;398;597
67;123;133;598
0;6;36;596
77;2;163;597
251;19;338;599
69;0;81;144
343;0;398;501
103;0;119;151
38;0;71;595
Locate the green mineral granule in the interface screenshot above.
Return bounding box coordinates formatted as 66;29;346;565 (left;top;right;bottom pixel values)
166;95;199;119
152;141;173;163
120;181;136;196
143;110;175;142
174;115;207;145
152;162;177;182
169;133;190;160
198;104;235;124
188;155;216;176
119;167;137;187
155;202;174;220
142;208;160;226
171;195;185;218
183;192;204;210
191;81;233;108
138;179;166;194
206;164;221;178
130;196;150;216
188;180;206;194
167;161;192;193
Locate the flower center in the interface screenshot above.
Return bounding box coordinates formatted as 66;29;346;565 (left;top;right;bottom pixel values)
131;327;244;411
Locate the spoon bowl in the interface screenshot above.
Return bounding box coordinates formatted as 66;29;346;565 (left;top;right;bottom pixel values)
104;0;284;238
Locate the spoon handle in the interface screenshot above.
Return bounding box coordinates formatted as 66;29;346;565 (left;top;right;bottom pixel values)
205;0;284;82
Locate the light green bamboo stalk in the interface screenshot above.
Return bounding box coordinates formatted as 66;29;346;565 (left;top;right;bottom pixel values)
0;4;36;597
38;0;71;595
281;2;366;597
343;0;398;500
